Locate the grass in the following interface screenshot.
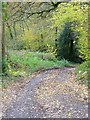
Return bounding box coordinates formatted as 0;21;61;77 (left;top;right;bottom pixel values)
9;50;72;73
75;61;90;87
2;50;73;88
1;50;89;89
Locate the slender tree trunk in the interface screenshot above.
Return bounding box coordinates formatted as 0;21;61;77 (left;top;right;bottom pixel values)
0;4;2;75
55;27;58;58
2;20;5;74
88;5;90;88
70;39;73;61
55;27;57;47
7;22;13;39
13;22;17;37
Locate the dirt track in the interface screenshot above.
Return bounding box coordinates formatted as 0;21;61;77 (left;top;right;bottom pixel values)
3;67;88;118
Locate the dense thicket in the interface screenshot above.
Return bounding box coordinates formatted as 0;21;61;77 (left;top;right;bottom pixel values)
57;21;80;62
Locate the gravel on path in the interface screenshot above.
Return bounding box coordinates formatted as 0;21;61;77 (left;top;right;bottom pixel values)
2;67;88;118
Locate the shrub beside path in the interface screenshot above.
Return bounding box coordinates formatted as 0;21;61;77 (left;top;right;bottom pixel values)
2;67;88;118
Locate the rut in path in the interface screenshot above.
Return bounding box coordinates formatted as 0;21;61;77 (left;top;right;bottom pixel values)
3;67;88;118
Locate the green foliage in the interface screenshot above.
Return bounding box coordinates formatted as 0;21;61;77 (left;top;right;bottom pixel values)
5;9;56;52
3;50;72;80
46;44;57;61
2;56;9;76
52;3;88;61
2;3;8;21
57;21;80;62
2;50;72;88
3;2;89;88
22;29;39;50
14;39;25;50
75;61;90;87
17;29;46;51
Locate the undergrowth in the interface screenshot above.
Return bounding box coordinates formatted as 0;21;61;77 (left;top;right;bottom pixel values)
2;50;72;88
75;61;90;88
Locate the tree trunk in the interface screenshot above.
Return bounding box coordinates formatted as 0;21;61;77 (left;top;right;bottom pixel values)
55;27;58;58
69;39;73;60
0;22;2;75
7;22;13;39
2;20;5;74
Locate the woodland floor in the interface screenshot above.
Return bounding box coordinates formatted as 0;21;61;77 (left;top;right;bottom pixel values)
2;67;88;118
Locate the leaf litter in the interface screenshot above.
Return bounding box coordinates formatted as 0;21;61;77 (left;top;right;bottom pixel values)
2;67;88;118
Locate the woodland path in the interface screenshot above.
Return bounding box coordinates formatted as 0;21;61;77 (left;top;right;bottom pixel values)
3;67;88;118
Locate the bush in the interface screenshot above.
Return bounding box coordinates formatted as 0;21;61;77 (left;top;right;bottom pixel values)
57;21;80;62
